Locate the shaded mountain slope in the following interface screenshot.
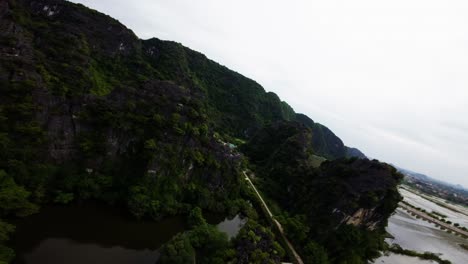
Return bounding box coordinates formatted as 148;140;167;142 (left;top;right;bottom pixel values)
243;121;402;263
0;1;399;263
295;113;366;159
345;147;367;159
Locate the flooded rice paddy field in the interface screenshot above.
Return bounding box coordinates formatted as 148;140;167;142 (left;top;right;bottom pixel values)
375;187;468;264
400;188;468;227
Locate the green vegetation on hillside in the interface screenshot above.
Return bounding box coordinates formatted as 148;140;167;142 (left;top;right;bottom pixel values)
159;207;284;264
244;122;403;263
0;170;38;262
0;1;401;263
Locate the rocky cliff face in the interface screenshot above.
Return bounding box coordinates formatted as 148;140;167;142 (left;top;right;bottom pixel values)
244;121;402;262
244;121;401;230
1;0;245;218
1;1;401;263
318;158;403;230
1;0;358;174
0;0;366;208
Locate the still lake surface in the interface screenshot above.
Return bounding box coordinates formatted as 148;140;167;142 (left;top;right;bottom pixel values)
11;204;245;264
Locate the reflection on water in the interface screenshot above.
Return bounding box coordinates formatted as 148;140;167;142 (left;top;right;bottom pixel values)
12;204;245;264
216;214;247;239
18;238;158;264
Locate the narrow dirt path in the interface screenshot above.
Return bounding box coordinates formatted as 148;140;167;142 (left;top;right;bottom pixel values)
243;171;304;264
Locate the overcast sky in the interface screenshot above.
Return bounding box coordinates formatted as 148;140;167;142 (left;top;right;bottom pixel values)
70;0;468;187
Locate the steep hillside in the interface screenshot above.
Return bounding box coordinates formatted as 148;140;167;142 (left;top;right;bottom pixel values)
0;1;400;263
295;113;366;160
0;1;251;262
1;0;252;215
143;37;296;138
346;147;367;159
243;121;402;263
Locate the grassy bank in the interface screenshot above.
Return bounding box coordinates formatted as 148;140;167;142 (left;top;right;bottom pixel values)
388;244;451;264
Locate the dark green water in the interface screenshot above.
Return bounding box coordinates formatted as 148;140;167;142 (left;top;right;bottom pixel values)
11;204;245;264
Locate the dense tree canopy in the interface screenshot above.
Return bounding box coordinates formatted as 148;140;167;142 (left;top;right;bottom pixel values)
244;122;403;263
0;1;401;263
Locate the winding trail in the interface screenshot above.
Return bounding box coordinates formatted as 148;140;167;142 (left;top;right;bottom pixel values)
243;171;304;264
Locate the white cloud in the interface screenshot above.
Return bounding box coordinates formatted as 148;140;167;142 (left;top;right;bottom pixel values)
70;0;468;187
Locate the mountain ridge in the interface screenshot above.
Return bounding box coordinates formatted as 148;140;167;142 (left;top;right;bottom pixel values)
0;1;399;263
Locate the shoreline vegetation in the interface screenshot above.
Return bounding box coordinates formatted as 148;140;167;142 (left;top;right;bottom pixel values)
459;243;468;251
387;244;451;264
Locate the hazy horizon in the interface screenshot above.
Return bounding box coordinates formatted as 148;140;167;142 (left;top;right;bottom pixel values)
70;0;468;187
